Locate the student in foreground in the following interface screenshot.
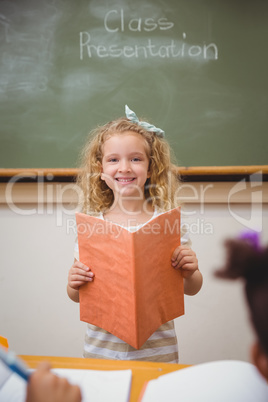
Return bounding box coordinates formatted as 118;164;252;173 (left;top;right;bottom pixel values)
140;233;268;401
67;105;203;362
215;232;268;381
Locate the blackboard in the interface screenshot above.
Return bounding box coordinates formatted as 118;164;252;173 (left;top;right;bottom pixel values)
0;0;267;169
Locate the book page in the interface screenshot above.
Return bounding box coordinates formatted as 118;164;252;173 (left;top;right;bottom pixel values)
0;360;12;389
0;368;132;402
140;360;268;402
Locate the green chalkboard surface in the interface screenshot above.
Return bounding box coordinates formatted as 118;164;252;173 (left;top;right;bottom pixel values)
0;0;267;168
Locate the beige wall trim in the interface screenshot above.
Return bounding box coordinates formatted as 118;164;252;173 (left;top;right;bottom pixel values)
1;182;267;205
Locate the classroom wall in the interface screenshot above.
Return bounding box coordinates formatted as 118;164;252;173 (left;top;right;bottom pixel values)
0;180;267;365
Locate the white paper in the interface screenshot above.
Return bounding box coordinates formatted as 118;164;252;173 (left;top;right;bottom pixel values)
141;360;268;402
0;361;12;389
0;368;132;402
0;372;26;402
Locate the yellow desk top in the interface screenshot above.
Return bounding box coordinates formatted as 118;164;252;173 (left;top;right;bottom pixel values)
20;355;190;402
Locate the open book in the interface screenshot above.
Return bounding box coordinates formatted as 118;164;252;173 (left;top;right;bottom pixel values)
139;360;268;402
76;207;184;349
0;363;132;402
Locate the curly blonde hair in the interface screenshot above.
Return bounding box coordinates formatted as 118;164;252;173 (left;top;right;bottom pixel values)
77;117;180;214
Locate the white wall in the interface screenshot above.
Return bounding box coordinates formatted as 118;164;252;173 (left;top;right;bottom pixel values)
0;181;267;365
0;203;86;356
175;204;262;364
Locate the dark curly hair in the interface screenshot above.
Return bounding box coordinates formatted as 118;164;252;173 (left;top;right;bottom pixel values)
215;236;268;356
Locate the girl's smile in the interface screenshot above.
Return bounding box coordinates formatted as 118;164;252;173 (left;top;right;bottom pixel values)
115;177;136;183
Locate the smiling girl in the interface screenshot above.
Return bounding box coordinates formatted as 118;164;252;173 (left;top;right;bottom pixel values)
67;106;202;362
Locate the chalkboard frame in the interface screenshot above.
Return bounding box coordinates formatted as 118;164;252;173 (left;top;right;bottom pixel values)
0;166;267;183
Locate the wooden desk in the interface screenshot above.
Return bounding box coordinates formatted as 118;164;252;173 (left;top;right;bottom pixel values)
20;355;190;401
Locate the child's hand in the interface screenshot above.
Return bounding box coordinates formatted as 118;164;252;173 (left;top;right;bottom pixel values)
171;246;198;278
26;361;81;402
68;260;94;290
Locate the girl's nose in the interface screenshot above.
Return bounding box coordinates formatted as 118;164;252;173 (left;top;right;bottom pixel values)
118;159;131;172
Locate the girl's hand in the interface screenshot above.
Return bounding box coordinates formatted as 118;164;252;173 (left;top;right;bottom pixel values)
171;246;198;278
171;246;203;295
68;260;94;291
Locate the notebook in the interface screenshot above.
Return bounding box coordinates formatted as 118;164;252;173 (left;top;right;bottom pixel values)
139;360;268;402
0;364;132;402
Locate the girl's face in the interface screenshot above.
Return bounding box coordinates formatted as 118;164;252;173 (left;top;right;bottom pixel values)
101;132;150;199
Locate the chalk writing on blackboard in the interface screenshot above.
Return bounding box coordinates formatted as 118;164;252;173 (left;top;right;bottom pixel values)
103;9;175;32
80;9;218;61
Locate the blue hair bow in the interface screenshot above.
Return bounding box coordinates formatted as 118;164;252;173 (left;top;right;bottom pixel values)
125;105;165;137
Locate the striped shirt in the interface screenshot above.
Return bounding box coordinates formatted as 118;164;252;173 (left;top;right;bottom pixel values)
74;211;191;363
83;321;179;363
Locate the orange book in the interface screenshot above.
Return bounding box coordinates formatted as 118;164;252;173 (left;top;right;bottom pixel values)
76;207;184;349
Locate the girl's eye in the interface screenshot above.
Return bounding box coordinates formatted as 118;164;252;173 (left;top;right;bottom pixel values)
108;158;118;162
132;157;141;162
